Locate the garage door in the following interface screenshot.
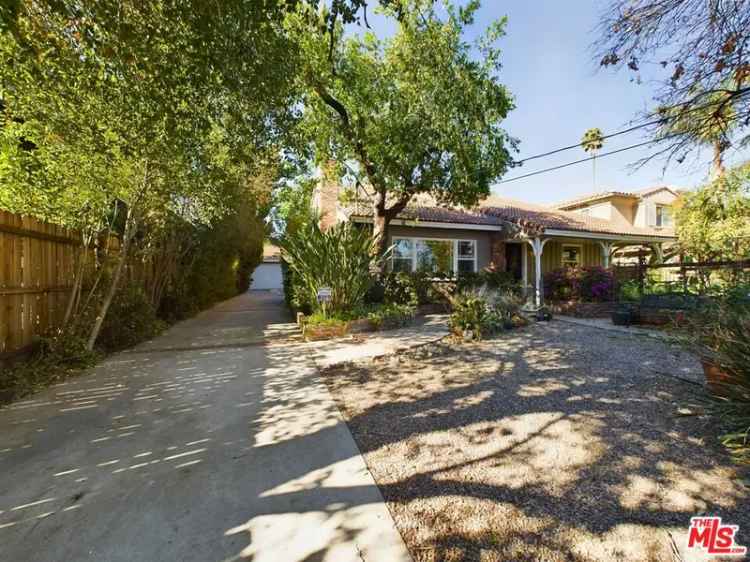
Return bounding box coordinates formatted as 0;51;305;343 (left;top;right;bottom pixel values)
251;263;283;290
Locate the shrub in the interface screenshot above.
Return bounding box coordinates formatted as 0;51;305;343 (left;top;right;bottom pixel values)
457;269;518;293
449;287;524;340
367;302;416;330
280;222;381;314
0;331;99;405
577;266;615;302
544;266;614;302
685;301;750;464
544;268;574;301
98;286;166;352
303;302;416;333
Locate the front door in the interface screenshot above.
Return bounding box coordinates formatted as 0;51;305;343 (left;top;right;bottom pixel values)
506;243;523;281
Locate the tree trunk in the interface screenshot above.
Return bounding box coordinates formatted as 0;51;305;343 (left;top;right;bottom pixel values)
712;141;726;178
62;240;87;330
373;212;388;264
86;209;135;351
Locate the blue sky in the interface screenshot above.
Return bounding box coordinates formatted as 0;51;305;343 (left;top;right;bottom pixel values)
362;0;722;205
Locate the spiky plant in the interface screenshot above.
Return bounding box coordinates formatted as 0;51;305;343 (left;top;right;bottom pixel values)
689;301;750;464
279;222;386;314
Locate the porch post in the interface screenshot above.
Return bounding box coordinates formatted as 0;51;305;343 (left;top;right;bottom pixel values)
526;237;549;307
598;241;614;268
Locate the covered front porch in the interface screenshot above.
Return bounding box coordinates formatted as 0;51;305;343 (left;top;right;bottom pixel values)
498;230;672;307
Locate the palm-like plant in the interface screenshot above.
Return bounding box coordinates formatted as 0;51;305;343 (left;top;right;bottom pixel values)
279;222;387;314
582;127;604;189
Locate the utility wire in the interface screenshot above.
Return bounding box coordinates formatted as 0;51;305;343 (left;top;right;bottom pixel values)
513;89;750;166
497;138;664;185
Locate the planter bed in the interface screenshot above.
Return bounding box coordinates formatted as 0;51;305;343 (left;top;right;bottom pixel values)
299;304;419;341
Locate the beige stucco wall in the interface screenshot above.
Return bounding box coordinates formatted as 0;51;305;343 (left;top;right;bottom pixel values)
635;189;679;227
610;196;637;226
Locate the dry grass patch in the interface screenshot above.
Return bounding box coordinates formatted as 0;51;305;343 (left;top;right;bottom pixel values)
322;323;750;562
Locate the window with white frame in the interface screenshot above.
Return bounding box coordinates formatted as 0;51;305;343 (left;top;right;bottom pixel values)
561;244;582;268
390;238;476;275
655;205;673;227
457;240;476;273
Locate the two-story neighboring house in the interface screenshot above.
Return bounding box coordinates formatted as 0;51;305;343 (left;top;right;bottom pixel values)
553;186;681;233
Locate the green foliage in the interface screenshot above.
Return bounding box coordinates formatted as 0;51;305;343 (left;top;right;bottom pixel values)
0;331;99;405
367;302;416;330
280;222;383;313
456;269;519;293
1;1;287;349
305;302;415;330
581;128;604;153
381;270;453;306
449;287;523;340
675;163;750;262
289;0;515;254
686;301;750;464
97;287;166;352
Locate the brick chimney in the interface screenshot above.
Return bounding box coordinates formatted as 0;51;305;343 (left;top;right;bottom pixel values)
487;233;507;271
313;160;340;231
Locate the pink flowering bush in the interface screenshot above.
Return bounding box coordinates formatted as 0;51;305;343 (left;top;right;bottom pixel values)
544;266;615;302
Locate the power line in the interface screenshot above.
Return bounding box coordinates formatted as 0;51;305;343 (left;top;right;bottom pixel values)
513;89;750;166
497;138;661;185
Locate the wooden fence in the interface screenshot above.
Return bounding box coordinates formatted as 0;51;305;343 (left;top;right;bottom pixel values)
0;211;80;358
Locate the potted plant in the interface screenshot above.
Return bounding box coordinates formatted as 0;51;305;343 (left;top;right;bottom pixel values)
686;303;749;397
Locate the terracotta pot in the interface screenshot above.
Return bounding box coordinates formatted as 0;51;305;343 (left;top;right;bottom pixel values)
701;359;738;396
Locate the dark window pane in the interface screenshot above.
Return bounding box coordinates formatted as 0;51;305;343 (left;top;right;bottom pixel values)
457;260;475;273
458;240;475;258
391;258;412;273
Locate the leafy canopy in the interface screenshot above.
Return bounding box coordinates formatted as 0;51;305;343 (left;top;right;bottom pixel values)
595;0;750;165
291;0;515;212
675;163;750;262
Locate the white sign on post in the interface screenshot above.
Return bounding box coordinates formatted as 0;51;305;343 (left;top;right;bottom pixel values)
317;287;332;304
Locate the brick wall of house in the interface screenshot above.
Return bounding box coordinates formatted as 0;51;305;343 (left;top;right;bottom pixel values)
488;233;507;271
313;161;340;231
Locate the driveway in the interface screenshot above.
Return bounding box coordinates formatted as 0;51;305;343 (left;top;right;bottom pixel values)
0;291;411;562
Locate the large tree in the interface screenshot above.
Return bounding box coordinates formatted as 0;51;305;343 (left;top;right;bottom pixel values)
0;0;295;348
675;162;750;264
291;0;516;260
595;0;750;166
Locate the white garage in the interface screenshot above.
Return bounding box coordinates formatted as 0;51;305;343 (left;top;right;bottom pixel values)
250;243;283;290
251;262;283;290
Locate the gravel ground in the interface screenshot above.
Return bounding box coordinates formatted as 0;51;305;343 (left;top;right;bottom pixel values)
322;321;750;562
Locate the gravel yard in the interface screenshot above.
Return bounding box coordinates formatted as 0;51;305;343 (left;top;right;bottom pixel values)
322;321;750;562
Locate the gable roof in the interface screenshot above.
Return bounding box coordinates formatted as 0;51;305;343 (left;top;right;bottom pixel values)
344;194;675;239
477;196;674;239
554;186;680;210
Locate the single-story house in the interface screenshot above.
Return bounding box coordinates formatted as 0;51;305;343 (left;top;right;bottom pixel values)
314;179;677;306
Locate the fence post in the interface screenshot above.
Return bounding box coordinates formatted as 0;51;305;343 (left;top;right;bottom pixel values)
679;252;688;295
637;249;645;297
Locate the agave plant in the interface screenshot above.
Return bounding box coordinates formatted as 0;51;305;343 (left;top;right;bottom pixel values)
279;222;387;314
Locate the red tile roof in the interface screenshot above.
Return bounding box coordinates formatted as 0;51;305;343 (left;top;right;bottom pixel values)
554;186;680;209
478;196;675;238
344;193;676;239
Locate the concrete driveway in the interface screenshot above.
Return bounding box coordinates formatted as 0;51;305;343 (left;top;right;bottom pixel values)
0;291;411;562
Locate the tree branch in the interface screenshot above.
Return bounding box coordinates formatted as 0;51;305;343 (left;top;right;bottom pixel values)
313;83;381;190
